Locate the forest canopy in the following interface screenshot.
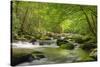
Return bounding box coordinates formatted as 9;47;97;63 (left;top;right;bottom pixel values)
12;1;97;41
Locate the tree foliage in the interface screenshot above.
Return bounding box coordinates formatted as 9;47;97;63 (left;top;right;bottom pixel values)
12;1;97;40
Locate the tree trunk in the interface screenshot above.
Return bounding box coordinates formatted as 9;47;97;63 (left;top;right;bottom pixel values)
18;7;29;36
80;6;96;36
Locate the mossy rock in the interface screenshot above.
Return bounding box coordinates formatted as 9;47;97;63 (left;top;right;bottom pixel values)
74;38;84;43
57;39;69;46
11;54;33;66
11;48;35;66
60;43;74;50
80;43;97;51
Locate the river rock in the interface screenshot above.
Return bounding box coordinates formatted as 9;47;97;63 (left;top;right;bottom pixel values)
30;39;37;44
11;54;34;66
57;38;69;46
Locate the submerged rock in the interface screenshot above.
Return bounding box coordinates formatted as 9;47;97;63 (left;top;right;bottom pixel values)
11;51;46;66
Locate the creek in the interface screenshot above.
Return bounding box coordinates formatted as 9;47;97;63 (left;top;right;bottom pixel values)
11;39;94;66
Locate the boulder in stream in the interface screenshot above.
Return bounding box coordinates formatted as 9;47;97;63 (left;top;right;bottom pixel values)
57;38;69;46
60;43;74;50
11;54;34;66
30;39;37;44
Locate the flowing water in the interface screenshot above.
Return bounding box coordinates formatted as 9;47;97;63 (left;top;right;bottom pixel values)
12;40;58;48
12;40;94;66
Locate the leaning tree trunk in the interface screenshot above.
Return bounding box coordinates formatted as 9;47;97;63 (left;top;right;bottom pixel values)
80;6;97;37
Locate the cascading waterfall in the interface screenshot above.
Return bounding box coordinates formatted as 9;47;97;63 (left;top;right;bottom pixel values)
12;39;59;48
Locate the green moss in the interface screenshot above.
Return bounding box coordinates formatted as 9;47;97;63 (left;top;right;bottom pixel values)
60;43;74;50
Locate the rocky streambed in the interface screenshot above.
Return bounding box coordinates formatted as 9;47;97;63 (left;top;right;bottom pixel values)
11;39;96;66
11;34;97;66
